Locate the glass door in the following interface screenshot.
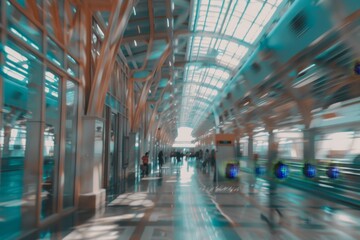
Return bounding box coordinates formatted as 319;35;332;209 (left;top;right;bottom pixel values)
104;107;119;202
41;69;61;219
62;80;78;209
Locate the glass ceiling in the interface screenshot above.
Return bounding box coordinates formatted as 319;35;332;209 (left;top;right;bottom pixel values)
180;0;287;127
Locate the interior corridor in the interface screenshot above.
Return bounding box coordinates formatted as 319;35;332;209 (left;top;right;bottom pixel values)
34;159;360;240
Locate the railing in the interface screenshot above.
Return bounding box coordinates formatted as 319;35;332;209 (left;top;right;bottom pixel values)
239;157;360;206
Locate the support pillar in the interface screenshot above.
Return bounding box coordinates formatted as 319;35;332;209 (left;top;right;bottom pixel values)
235;139;241;158
213;106;221;134
268;130;275;161
2;126;11;156
266;130;276;175
78;116;106;211
248;135;253;161
303;128;315;162
127;131;138;179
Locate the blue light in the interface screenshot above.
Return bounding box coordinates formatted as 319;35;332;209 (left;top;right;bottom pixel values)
229;167;237;178
354;62;360;75
274;162;289;179
226;163;239;178
303;163;316;178
327;166;340;179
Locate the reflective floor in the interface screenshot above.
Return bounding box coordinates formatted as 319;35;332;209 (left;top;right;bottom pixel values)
51;160;360;239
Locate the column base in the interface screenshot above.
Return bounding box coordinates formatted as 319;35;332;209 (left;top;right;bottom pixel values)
79;189;106;211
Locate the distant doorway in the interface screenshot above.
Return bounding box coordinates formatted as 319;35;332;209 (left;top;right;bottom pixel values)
104;107;119;202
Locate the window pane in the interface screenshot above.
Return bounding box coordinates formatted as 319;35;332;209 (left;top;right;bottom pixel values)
41;69;61;219
63;80;78;209
47;37;64;68
66;55;79;78
7;2;43;51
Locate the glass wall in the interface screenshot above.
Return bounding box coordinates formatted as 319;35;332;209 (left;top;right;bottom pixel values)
1;1;80;238
0;39;43;239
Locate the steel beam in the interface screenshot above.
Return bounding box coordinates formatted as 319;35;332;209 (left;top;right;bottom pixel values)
146;86;170;138
136;0;155;71
130;46;171;131
49;0;64;44
65;1;79;46
122;29;253;49
87;0;134;116
26;0;41;22
70;0;114;11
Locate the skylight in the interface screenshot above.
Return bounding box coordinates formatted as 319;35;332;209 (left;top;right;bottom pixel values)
180;0;287;128
173;127;195;148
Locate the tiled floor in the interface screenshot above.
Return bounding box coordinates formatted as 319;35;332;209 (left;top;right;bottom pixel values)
60;160;360;240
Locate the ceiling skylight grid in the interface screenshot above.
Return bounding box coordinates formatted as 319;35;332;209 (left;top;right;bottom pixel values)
180;0;287;127
195;0;230;33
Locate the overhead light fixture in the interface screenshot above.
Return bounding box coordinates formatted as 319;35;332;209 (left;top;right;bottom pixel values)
169;61;172;66
134;40;137;46
254;127;265;132
298;64;315;76
292;64;318;88
167;18;170;28
137;25;141;33
260;93;268;98
133;7;136;16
